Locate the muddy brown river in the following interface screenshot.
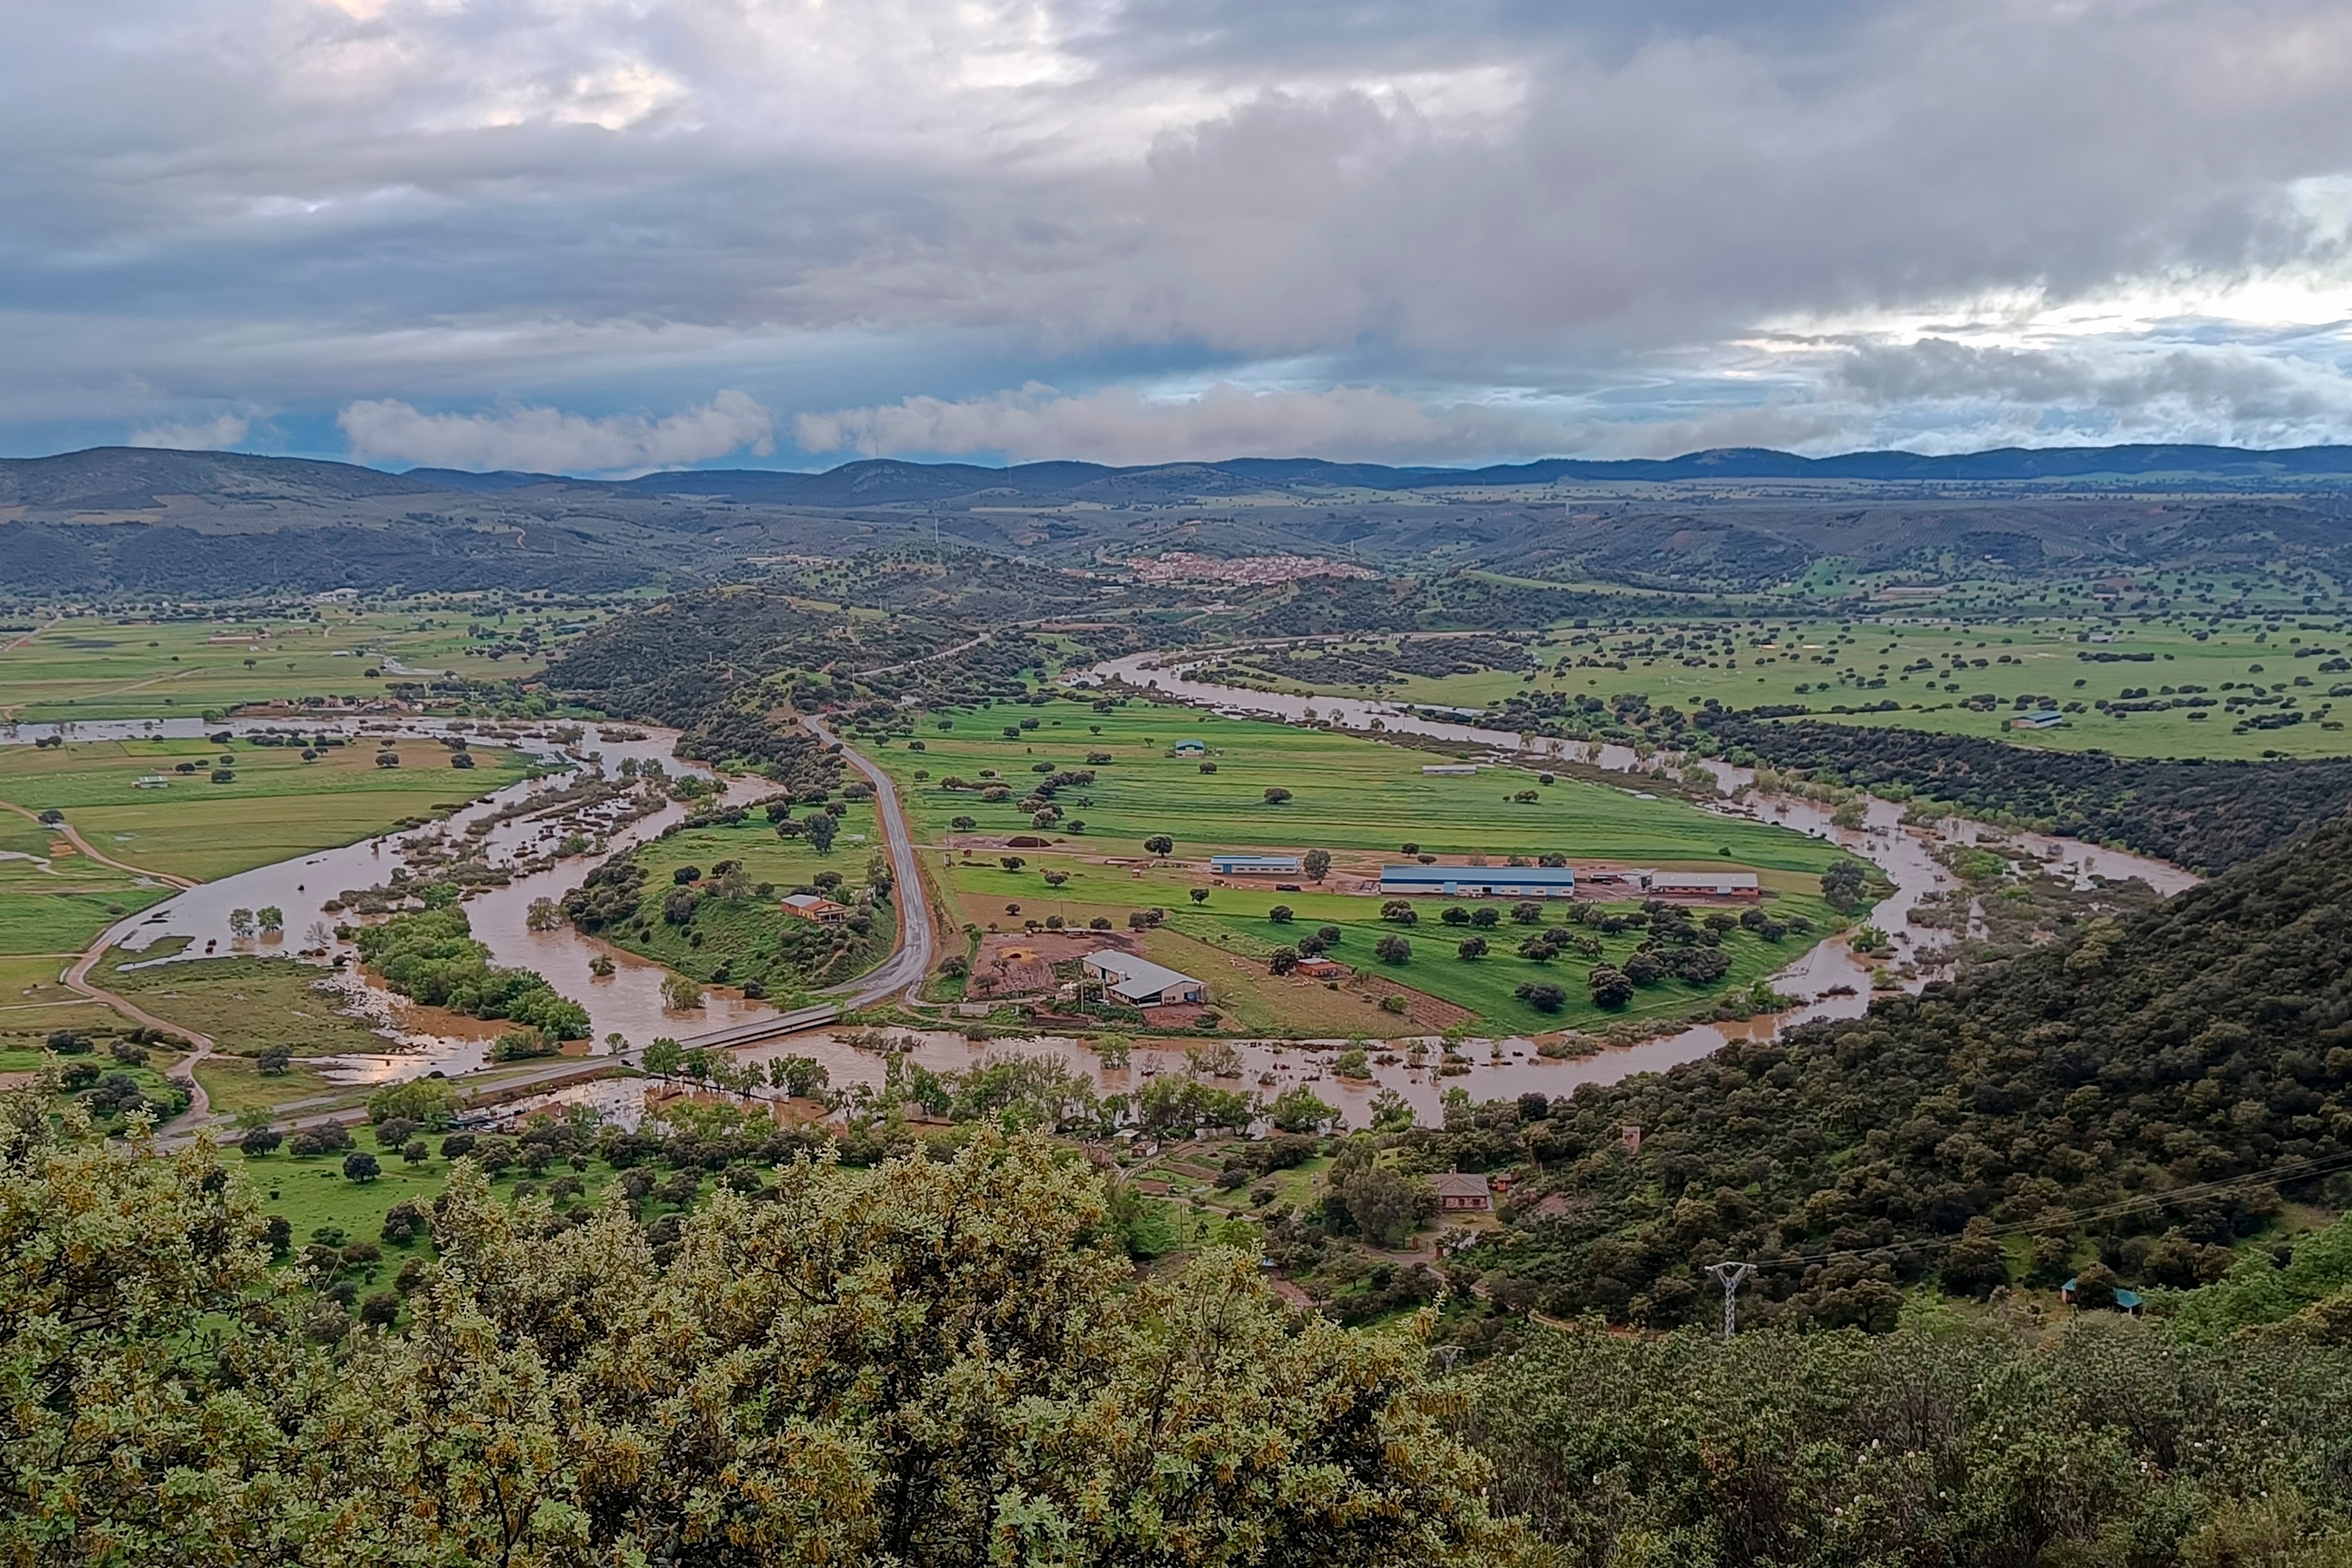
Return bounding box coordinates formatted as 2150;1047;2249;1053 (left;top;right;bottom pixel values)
15;678;2195;1129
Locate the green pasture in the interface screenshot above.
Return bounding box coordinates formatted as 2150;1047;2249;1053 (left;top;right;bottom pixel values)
591;812;893;992
875;697;1856;1032
0;813;172;956
873;698;1847;872
0;604;604;723
0;954;100;1028
239;1136;623;1261
95;947;385;1058
0;735;537;882
0;1036;194;1129
1227;605;2352;761
938;850;1839;1033
633;806;885;890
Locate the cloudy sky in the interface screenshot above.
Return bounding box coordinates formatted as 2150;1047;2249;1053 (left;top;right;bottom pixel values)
9;0;2352;472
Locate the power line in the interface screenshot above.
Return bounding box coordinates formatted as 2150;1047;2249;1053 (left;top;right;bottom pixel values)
1706;1260;1755;1339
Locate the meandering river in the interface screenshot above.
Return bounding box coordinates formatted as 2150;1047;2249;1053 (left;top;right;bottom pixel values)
10;668;2196;1128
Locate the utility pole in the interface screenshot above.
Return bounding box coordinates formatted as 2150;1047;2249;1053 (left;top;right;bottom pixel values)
1706;1261;1755;1341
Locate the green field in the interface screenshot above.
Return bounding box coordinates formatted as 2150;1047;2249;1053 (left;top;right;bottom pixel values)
237;1132;629;1272
95;946;384;1058
0;734;540;883
930;851;1837;1036
1219;606;2352;760
0;603;615;723
585;811;895;995
0;830;172;956
877;697;1843;869
870;696;1856;1033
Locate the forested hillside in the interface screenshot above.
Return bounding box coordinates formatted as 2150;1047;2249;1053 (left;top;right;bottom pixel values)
1704;715;2352;870
1457;804;2352;1329
544;555;1086;776
1471;1321;2352;1566
0;1119;1512;1566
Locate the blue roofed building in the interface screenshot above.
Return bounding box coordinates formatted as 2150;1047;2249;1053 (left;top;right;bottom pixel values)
1378;864;1576;898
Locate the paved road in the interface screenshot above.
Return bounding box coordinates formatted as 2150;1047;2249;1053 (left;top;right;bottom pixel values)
804;715;937;1005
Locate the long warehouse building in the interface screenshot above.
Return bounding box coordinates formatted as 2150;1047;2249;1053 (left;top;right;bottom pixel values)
1377;864;1577;898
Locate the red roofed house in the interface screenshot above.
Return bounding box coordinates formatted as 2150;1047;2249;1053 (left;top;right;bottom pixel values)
1432;1170;1492;1212
781;893;850;924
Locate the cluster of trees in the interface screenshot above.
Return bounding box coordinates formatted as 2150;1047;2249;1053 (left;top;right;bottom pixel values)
350;907;590;1038
0;1112;1510;1566
1236;634;1537;688
862;1049;1268;1141
1462;807;2352;1329
1471;1320;2352;1566
1704;714;2352;871
544;559;1105;773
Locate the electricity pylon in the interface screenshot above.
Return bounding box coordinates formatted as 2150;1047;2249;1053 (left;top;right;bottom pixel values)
1706;1261;1755;1341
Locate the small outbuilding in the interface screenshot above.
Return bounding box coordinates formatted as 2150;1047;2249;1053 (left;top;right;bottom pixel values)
780;893;850;924
1210;853;1301;876
1432;1171;1493;1212
1082;949;1207;1007
1171;738;1208;757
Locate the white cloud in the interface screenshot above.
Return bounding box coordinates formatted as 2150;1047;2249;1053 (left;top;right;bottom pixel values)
127;413;252;450
15;0;2352;460
337;391;774;473
794;381;1567;464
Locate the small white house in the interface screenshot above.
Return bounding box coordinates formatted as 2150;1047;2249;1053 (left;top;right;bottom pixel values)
1082;950;1206;1007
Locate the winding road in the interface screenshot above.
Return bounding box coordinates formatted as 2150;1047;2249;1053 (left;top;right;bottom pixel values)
805;716;937;1005
2;800;217;1116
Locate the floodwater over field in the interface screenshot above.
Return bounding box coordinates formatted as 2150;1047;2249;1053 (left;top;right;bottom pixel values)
32;719;791;1082
19;676;2196;1127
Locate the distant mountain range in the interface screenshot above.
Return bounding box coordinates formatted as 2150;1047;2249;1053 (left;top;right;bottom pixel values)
5;442;2352;597
12;440;2352;516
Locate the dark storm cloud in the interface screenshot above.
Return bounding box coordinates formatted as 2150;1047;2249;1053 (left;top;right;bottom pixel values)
3;0;2351;465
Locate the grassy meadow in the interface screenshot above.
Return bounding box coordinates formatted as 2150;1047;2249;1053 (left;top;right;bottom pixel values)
0;603;613;723
1217;599;2352;760
587;810;895;993
869;697;1853;1034
877;698;1840;869
0;733;540;883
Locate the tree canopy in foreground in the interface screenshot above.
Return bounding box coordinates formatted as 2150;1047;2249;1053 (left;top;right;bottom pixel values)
0;1101;1510;1567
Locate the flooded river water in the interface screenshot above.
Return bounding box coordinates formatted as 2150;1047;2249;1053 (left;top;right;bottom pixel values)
12;671;2196;1128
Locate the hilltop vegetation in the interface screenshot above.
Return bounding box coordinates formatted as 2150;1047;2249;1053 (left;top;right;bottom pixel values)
1445;804;2352;1330
541;553;1115;777
1472;1320;2352;1567
0;1116;1512;1566
1704;715;2352;870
